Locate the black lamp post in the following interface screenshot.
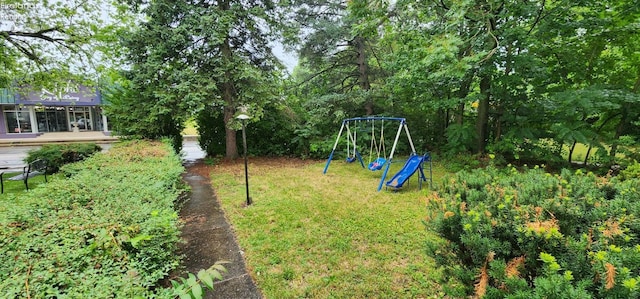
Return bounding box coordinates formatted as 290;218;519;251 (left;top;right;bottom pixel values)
236;113;252;206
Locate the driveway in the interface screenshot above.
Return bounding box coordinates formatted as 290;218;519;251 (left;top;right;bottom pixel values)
0;145;42;169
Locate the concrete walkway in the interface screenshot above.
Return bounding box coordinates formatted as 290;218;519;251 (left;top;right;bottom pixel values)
0;132;118;147
181;159;262;299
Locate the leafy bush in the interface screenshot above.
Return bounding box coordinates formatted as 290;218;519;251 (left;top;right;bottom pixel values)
197;103;301;157
196;105;226;157
444;123;475;154
440;153;483;172
0;140;186;297
245;105;299;157
25;143;102;173
619;160;640;181
426;166;640;298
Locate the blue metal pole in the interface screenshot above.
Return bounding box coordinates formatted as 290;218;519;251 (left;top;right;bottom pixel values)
324;121;346;174
323;151;335;174
377;160;392;191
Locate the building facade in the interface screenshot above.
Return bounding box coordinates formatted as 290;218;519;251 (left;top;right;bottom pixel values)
0;85;109;139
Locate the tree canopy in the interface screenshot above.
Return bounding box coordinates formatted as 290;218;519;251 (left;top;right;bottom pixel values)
8;0;637;166
279;0;639;164
0;0;129;88
109;0;286;157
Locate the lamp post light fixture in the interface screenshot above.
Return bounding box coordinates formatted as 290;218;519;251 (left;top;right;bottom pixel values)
236;113;252;206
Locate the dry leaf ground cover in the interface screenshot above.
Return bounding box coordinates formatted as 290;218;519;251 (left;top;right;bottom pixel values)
209;157;451;298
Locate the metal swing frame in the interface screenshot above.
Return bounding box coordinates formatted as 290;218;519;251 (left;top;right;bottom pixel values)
323;116;418;191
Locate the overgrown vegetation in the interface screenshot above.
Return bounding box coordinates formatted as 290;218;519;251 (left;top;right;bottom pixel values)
426;165;640;298
0;140;187;297
25;143;102;173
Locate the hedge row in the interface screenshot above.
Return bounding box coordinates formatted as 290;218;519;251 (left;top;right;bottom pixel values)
0;140;185;297
25;143;103;173
427;164;640;298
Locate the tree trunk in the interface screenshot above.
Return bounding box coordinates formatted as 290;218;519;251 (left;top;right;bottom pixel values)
436;107;447;143
221;33;238;159
609;108;627;159
584;145;592;166
223;104;238;159
494;105;503;142
355;36;373;115
476;74;491;154
455;72;474;125
568;141;576;164
455;103;465;125
610;71;640;158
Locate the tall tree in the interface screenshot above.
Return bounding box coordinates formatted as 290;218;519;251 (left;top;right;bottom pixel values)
293;0;387;116
0;0;128;87
120;0;284;158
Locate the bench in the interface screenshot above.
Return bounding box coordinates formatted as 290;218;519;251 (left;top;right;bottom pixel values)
0;159;49;193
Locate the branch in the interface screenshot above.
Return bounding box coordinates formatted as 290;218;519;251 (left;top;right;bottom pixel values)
439;0;450;11
5;27;66;43
478;18;499;64
291;60;351;89
340;73;358;89
527;0;546;35
4;37;41;62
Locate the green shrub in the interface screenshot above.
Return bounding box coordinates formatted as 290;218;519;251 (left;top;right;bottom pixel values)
197;103;300;157
196;106;226;157
426;166;640;298
444;123;475;154
25;143;102;173
619;160;640;181
0;140;185;297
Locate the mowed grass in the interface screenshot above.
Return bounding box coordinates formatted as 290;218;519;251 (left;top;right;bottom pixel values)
562;142;635;163
210;158;451;298
0;172;49;196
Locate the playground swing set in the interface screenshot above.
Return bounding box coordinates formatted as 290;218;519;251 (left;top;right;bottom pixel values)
323;117;432;191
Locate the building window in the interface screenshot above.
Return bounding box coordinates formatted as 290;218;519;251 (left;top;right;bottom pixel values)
35;106;68;132
4;105;32;133
68;106;93;131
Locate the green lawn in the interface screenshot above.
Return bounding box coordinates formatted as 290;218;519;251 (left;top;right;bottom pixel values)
562;142;635;163
210;158;453;298
0;172;49;196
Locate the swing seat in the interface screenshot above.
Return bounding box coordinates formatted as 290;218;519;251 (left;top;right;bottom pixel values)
368;157;387;171
346;156;357;163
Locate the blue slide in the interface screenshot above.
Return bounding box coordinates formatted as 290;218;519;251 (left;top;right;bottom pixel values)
385;155;425;189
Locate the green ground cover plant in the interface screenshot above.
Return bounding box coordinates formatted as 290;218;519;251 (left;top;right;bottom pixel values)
0;140;187;297
210;157;454;298
25;143;103;173
426;165;640;298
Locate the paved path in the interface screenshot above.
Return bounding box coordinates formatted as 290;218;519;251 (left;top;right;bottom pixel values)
0;132;118;147
0;144;113;169
181;158;262;299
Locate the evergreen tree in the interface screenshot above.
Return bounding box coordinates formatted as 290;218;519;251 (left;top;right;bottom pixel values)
120;0;284;158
